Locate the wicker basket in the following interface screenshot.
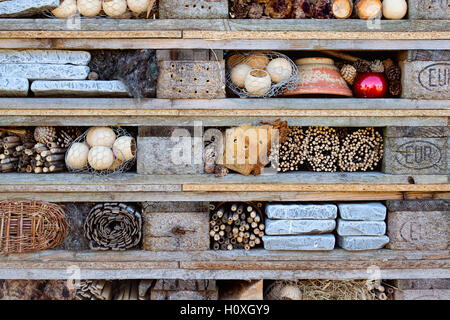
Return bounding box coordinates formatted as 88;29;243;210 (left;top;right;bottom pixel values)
0;201;68;254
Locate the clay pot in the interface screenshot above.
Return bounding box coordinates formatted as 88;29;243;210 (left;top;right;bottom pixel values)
284;57;352;97
244;69;272;95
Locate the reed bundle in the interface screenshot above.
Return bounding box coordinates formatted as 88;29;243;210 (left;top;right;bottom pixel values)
209;202;264;251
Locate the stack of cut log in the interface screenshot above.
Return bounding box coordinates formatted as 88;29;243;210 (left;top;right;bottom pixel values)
209;202;265;250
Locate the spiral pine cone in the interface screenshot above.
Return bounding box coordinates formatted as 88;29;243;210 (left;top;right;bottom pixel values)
385;65;401;81
389;80;402;96
370;59;384;73
34;126;57;145
353;59;370;73
340;64;357;85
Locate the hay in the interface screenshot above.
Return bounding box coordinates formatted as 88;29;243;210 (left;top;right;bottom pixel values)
266;280;381;300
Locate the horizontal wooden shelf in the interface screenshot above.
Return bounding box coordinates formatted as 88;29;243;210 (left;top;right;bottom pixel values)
0;173;447;202
0;249;448;280
1;98;448;127
0;19;448;32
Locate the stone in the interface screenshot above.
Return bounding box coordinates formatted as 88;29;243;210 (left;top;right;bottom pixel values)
0;78;28;97
337;235;390;251
336;219;386;236
265;219;336;235
31;80;130;97
401;60;450;100
394;290;450;300
383;137;447;175
0;0;59;17
338;203;386;221
265;204;337;220
263;234;335;251
159;0;228;19
386;200;449;212
0;50;91;65
387;211;449;250
409;0;450;20
137;136;203;175
0;64;90;80
142;211;209;251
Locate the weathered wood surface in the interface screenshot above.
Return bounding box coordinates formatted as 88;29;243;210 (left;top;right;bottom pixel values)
0;38;447;51
409;0;450;20
0;249;448;280
159;0;228;19
0;19;448;32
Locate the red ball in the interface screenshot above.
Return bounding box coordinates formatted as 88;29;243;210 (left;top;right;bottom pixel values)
353;72;388;98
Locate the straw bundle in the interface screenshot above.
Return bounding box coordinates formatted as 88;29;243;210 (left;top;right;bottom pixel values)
84;203;142;251
0;201;68;254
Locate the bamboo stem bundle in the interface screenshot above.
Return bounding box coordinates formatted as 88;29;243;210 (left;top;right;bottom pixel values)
209;202;264;251
338;127;384;172
272;126;307;173
303;126;340;172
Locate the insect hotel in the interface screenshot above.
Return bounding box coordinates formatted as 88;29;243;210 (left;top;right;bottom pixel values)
0;0;448;301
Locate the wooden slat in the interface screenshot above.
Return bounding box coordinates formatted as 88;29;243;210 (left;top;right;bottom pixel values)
183;31;450;40
0;31;182;39
0;19;448;32
1;38;447;50
0;249;448;280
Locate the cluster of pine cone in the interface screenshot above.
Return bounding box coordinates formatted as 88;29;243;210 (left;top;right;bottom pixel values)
339;58;402;96
230;0;334;19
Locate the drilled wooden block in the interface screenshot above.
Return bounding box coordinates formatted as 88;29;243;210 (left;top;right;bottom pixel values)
401;60;450;100
142;210;210;251
395;279;450;290
137;126;204;175
157;60;226;99
159;0;228;19
409;0;450;19
383;137;447;175
387;211;449;250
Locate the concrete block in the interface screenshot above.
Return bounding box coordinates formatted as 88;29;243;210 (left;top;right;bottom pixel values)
265;204;337;220
266;219;336;235
336;219;386;236
0;50;91;65
338;203;386;221
31;80;130;97
0;0;59;17
0;63;90;80
0;78;28;97
337;235;390;251
263;234;335;251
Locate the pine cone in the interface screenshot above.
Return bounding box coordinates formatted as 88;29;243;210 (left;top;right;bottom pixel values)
385;65;401;81
248;3;264;18
389;80;402;96
231;0;250;18
265;0;293;18
291;0;312;18
353;59;370;73
340;64;357;85
34;126;57;145
370;59;384;73
382;58;394;70
313;0;334;18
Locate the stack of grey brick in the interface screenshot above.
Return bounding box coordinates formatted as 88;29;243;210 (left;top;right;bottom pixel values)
263;204;337;251
337;203;389;251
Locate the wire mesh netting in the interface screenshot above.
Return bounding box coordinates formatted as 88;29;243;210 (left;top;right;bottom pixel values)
45;0;158;19
225;51;299;98
65;127;136;177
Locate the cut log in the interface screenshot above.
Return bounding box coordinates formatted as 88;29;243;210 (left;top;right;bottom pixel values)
332;0;353;19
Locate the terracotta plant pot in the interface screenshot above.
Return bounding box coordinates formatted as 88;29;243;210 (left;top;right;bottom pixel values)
284;57;353;97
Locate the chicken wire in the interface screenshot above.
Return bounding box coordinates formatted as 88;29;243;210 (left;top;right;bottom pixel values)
226;51;299;98
44;0;158;19
65;127;136;177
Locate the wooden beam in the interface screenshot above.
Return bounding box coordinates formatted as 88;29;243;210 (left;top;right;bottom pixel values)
0;31;182;39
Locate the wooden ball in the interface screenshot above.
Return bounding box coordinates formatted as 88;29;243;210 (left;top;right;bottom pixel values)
266;58;292;83
86;127;116;147
112;136;136;161
88;146;114;170
127;0;151;14
244;69;272;95
52;0;77;18
103;0;128;17
382;0;407;20
230;63;252;88
66;142;89;169
246;53;270;69
77;0;102;17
